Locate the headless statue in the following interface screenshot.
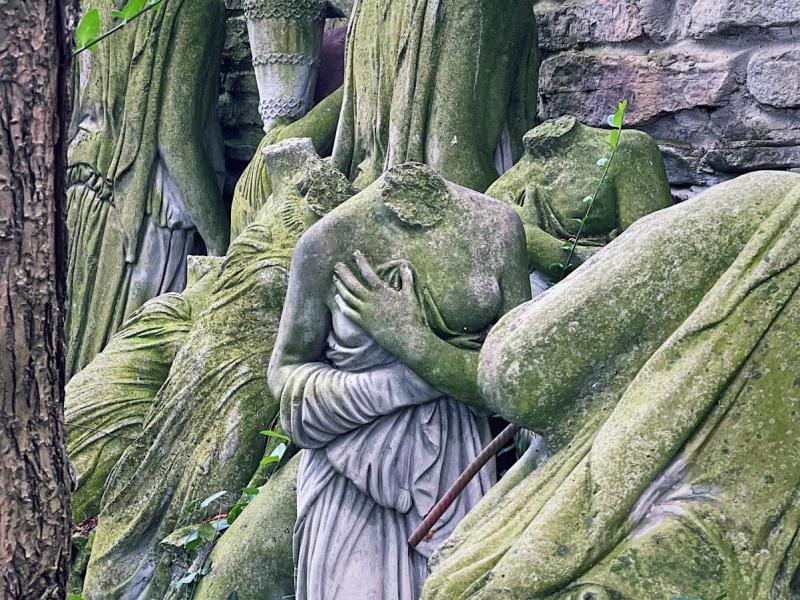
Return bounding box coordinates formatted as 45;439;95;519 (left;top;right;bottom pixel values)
332;0;539;192
487;115;673;290
231;23;348;240
78;139;353;599
268;162;531;599
424;171;800;600
66;0;228;378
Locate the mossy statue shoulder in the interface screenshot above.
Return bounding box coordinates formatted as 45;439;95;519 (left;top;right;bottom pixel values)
424;171;800;600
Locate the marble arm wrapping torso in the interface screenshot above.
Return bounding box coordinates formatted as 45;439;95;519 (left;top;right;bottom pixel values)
281;361;443;448
280;307;443;448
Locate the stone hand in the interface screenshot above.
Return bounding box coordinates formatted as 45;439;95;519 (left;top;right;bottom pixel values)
333;251;429;358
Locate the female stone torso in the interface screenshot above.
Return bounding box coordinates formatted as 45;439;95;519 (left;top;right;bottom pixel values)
487;115;673;283
269;163;531;599
333;0;539;191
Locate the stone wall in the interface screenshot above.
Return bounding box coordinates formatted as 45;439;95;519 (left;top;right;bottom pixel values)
535;0;800;199
218;1;800;201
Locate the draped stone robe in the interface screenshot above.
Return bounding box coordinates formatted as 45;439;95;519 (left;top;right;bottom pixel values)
332;0;539;192
282;265;495;600
66;0;225;378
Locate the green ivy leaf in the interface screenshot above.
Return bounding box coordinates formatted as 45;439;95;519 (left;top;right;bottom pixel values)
607;129;621;147
199;490;228;509
561;243;575;251
259;429;290;442
68;595;86;600
181;529;200;545
242;486;259;495
180;529;203;552
607;100;628;128
113;0;146;19
75;8;100;50
260;454;280;466
228;503;244;523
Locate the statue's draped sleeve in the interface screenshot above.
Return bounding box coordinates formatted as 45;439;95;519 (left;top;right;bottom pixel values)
280;353;441;449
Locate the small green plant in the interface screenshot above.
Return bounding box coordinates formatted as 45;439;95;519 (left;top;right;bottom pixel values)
550;99;629;280
259;428;289;467
74;0;163;55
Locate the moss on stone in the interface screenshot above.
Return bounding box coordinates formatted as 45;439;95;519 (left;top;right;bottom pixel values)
80;141;353;599
230;87;344;240
192;455;299;600
486;115;673;277
332;0;539;192
423;171;800;599
66;260;222;523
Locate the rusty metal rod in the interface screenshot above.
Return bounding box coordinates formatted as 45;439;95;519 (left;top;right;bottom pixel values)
408;423;521;547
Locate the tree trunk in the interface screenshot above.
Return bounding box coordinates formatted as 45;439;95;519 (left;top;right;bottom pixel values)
0;0;75;596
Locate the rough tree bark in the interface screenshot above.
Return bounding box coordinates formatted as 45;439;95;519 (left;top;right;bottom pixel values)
0;0;75;596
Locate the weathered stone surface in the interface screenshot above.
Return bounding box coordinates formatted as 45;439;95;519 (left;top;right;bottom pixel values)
66;258;223;524
704;144;800;173
67;0;228;377
192;455;299;600
80;141;353;600
659;144;699;186
535;0;643;50
539;50;735;126
487;116;672;277
333;0;539;192
530;0;800;196
748;48;800;107
425;170;800;600
222;14;252;67
685;0;800;37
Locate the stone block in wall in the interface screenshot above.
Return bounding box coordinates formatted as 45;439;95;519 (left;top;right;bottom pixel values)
747;49;800;108
221;70;259;97
659;145;700;187
534;0;644;51
684;0;800;37
635;0;800;42
225;0;243;11
222;14;252;68
704;144;800;173
539;49;736;126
